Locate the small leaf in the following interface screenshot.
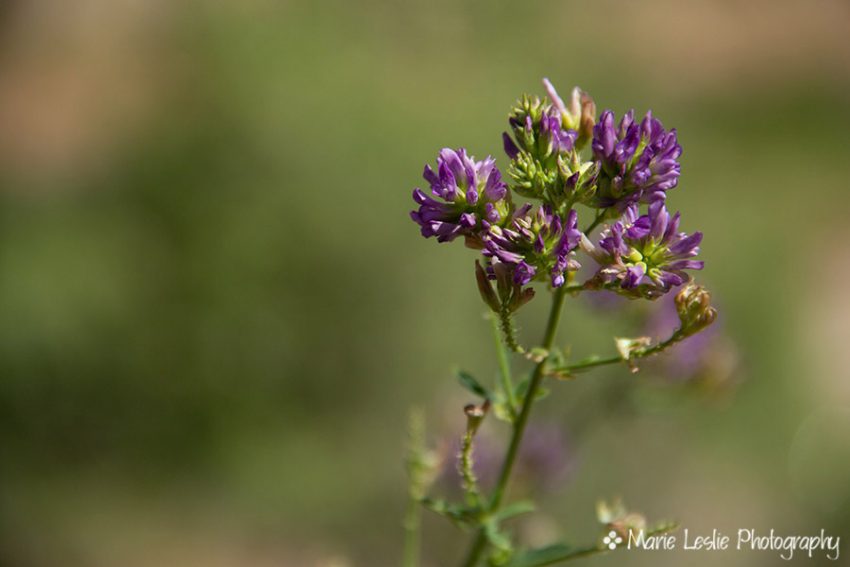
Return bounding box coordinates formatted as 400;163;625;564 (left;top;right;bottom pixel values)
457;370;490;399
491;399;515;424
491;500;535;522
420;497;479;527
514;377;531;399
547;346;566;367
483;518;513;552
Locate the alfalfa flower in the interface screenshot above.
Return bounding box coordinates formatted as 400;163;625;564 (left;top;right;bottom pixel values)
411;148;511;243
591;109;682;210
543;78;596;150
483;205;581;287
582;202;703;298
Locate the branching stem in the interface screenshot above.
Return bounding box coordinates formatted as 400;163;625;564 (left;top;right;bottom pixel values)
460;287;568;566
557;329;685;375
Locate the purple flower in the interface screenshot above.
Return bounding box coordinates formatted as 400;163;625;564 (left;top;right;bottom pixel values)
543;78;596;149
483;206;581;287
581;202;703;298
411;148;511;243
591;109;682;209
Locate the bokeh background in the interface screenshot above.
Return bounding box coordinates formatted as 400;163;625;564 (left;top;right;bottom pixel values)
1;1;849;566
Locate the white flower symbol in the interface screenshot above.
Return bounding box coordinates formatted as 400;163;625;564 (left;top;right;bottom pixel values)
603;530;623;550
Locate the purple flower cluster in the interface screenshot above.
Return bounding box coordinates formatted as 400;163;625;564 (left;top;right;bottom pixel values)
411;148;510;243
410;79;705;304
483;205;581;287
581;202;703;298
591;110;682;209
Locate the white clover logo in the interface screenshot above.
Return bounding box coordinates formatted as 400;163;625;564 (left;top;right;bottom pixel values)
603;530;623;550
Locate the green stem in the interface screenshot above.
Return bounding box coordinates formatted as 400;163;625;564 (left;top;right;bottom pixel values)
498;305;524;353
583;210;606;234
461;287;568;567
559;330;684;374
561;282;585;294
460;431;481;506
490;313;517;416
402;489;421;567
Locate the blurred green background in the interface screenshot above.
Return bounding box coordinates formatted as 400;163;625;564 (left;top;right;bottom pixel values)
1;1;849;565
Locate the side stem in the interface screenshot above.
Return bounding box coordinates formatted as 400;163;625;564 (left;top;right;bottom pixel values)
558;329;685;374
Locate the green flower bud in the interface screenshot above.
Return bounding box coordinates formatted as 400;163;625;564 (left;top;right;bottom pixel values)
558;154;598;206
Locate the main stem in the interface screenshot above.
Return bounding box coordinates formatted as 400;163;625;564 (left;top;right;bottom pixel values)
461;287;567;567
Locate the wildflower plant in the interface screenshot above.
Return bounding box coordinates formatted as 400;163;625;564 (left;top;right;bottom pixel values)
404;79;717;566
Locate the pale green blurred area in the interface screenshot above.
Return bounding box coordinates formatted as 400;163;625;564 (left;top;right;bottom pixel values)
1;0;849;565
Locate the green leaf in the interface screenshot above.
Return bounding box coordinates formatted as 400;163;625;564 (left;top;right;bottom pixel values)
515;378;550;402
483;519;513;552
514;377;531;399
491;500;535;522
420;497;479;527
457;369;491;399
491;398;515;424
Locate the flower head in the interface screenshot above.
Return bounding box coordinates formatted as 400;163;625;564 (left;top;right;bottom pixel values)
411;148;511;243
582;202;703;298
483;205;581;287
591;110;681;210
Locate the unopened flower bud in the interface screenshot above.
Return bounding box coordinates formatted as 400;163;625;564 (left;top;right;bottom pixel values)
463;400;490;436
474;260;500;312
491;259;514;300
544;79;595;151
474;260;536;315
577;90;596;150
509;286;535;311
558;155;598;204
675;283;717;336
